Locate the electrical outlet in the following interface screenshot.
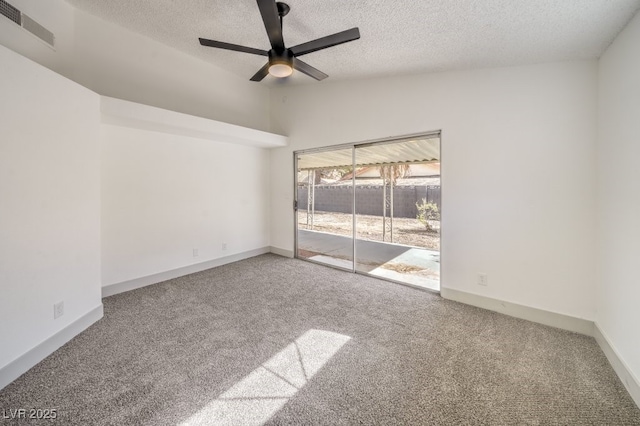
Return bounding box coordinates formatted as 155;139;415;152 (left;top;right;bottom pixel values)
193;248;199;257
478;273;488;286
222;242;227;251
54;301;64;319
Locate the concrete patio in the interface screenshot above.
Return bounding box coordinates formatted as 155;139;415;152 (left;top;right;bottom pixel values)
297;229;440;291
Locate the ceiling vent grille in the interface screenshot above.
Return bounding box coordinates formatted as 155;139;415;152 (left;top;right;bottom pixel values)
0;0;21;26
0;0;55;48
22;14;54;47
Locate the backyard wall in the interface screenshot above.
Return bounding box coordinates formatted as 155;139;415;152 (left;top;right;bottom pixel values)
596;10;640;406
270;60;598;322
297;185;441;218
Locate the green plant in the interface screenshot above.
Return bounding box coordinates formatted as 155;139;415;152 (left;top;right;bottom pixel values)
416;198;440;232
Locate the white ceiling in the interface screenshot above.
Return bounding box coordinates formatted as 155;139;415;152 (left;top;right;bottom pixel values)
64;0;640;85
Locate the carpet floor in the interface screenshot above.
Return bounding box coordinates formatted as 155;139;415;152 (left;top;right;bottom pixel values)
1;254;639;425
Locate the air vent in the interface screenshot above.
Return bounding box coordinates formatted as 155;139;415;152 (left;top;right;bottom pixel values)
0;0;54;48
22;14;54;47
0;0;21;26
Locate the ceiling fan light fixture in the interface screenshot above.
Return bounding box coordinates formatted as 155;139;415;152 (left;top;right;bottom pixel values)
268;49;294;78
199;0;360;82
268;62;293;78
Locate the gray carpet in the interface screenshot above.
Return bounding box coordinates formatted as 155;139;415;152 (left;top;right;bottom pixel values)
1;254;639;425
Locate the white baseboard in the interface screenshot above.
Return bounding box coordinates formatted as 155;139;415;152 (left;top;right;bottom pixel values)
440;287;594;336
102;247;271;298
0;304;104;391
270;246;294;258
593;323;640;409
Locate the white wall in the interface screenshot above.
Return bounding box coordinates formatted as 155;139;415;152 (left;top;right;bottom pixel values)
597;10;640;392
0;45;101;369
72;9;271;132
101;125;271;287
0;38;277;386
270;61;598;320
0;0;271;132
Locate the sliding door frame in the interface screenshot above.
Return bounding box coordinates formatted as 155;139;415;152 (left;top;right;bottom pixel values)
294;131;442;293
293;144;356;273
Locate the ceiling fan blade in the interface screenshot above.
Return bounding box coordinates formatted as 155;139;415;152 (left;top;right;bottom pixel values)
257;0;285;51
199;38;268;56
290;27;360;57
293;58;328;81
250;62;271;82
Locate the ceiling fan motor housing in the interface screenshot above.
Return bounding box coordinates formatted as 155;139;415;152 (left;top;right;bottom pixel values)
269;48;293;67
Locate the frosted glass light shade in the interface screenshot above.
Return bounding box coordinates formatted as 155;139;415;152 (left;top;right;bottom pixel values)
269;63;293;78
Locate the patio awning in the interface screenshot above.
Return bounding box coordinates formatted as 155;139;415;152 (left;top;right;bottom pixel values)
296;135;440;170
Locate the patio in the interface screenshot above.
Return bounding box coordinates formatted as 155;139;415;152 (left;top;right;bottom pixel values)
298;229;440;291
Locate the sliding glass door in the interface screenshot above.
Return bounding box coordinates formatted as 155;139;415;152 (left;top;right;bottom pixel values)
354;138;441;291
295;133;441;291
295;148;354;271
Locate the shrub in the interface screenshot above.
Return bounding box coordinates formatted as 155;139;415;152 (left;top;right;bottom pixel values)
416;199;440;232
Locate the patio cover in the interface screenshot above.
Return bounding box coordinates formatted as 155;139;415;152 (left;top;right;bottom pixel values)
296;135;440;170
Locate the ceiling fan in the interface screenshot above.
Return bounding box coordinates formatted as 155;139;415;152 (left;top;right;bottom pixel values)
199;0;360;82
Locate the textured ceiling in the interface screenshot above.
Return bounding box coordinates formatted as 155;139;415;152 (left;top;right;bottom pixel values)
65;0;640;85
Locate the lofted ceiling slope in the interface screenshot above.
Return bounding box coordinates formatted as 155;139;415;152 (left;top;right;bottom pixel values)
64;0;640;85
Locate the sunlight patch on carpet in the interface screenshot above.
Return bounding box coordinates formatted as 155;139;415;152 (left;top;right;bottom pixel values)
180;329;351;426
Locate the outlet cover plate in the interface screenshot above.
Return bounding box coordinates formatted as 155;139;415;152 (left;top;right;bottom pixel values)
478;273;488;286
54;301;64;319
